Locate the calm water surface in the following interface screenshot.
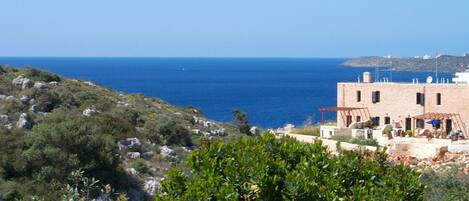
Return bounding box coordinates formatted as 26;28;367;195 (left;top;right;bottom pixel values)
0;57;452;128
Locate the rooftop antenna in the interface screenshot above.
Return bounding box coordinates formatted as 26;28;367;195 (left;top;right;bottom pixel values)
375;65;378;82
389;60;393;82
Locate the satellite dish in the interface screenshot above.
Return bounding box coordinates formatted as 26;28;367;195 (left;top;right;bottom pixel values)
426;76;433;83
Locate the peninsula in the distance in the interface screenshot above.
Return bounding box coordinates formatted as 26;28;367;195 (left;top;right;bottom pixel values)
342;54;469;72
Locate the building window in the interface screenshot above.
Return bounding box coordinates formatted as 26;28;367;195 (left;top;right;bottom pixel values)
416;93;425;106
436;93;441;105
372;117;380;126
417;119;425;129
372;91;380;103
356;116;361;122
384;116;391;124
356;90;361;102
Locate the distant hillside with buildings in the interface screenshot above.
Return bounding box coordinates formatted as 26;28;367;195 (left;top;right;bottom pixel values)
342;54;469;72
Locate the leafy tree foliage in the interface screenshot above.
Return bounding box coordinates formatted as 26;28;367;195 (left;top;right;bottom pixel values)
0;111;132;199
232;109;251;135
23;67;61;82
145;120;192;146
23;111;123;188
156;135;424;201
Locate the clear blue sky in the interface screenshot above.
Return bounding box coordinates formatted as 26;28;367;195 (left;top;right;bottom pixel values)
1;0;468;57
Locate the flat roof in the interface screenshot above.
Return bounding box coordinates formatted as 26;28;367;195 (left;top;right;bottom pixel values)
319;107;366;111
338;82;469;87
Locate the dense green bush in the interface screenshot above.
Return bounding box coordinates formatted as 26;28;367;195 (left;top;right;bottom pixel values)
23;111;121;185
0;99;25;114
0;111;133;199
108;107;142;127
86;114;136;140
144;118;192;146
0;74;13;95
232;109;251;135
332;135;352;142
23;67;61;82
332;135;378;147
293;126;320;136
421;167;469;201
24;88;62;112
349;137;379;146
156;134;424;200
132;159;150;174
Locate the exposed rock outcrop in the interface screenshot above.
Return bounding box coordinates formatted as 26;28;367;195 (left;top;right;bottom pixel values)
193;116;216;128
125;168;138;175
159;146;177;162
250;126;261;135
0;115;8;125
20;95;31;104
33;82;48;89
48;81;59;86
82;107;99;117
211;128;227;136
143;177;161;197
127;152;141;159
5;96;16;101
118;138;142;150
16;113;33;129
12;75;33;89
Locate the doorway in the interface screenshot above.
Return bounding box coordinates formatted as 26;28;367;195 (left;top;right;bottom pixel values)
446;119;452;133
346;115;352;127
405;118;412;131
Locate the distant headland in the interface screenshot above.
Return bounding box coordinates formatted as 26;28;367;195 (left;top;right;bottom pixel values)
342;54;469;72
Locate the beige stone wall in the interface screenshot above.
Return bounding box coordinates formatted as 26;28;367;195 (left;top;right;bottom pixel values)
337;82;469;134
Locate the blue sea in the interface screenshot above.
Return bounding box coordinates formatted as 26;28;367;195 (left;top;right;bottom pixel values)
0;57;453;128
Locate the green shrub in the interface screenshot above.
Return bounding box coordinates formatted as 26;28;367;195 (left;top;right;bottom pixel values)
144;119;192;146
23;67;61;82
293;126;320;136
25;88;61;112
383;127;392;135
109;107;141;127
421;168;469;201
405;130;413;137
156;135;424;200
232;109;251;135
350;137;379;146
86;114;136;140
0;99;25;114
132;159;149;174
332;135;352;142
19;111;123;197
158;120;192;146
332;135;378;147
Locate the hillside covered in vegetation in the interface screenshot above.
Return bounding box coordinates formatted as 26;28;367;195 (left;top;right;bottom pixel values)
342;54;469;72
0;66;243;200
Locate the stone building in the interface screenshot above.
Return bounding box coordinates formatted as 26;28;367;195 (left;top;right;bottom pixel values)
331;71;469;137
